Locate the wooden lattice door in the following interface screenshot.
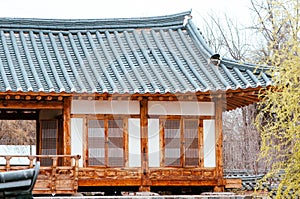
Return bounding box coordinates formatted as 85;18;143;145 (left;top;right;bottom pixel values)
39;120;58;166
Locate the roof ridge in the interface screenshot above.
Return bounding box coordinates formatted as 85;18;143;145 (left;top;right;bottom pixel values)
0;11;191;31
221;58;270;72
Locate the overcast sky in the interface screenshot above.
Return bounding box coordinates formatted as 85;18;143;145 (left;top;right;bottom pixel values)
0;0;253;27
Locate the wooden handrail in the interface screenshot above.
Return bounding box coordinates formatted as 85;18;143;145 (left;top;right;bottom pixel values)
0;155;81;169
0;155;81;194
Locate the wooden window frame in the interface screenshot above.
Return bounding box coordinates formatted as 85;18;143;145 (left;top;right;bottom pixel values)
160;116;213;168
84;115;128;168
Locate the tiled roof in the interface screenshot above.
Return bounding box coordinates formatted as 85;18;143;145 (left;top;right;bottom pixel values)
0;11;271;94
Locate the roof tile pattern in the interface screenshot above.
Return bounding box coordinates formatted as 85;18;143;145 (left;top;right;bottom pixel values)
0;11;271;94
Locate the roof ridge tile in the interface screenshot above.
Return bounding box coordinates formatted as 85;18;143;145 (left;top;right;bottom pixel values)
0;11;191;31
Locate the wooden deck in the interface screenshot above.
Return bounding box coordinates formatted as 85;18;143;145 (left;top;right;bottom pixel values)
0;155;241;195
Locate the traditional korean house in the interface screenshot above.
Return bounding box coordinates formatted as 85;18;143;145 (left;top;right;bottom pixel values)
0;11;271;195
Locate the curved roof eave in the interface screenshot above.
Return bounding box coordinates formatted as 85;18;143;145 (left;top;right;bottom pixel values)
0;11;272;97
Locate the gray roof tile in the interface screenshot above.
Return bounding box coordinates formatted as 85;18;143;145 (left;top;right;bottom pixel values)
0;11;271;94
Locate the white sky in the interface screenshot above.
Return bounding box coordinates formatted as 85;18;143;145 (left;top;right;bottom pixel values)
0;0;253;27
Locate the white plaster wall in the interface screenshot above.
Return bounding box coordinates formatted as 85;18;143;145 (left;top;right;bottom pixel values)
203;119;216;167
148;119;160;167
148;101;215;116
71;118;83;167
71;100;140;114
128;118;141;167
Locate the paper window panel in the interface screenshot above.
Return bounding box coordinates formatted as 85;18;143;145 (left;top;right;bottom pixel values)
184;119;199;166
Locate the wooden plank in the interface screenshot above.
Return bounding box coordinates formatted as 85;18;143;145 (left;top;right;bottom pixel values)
225;178;242;189
78;179;141;186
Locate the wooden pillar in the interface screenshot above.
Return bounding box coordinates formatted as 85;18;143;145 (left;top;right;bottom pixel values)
213;94;226;192
139;98;150;192
36;111;40;156
63;97;71;165
124;119;129;167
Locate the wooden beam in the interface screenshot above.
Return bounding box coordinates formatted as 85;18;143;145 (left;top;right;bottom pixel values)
244;95;260;101
78;179;141;187
0;111;38;120
0;100;63;109
226;98;246;110
234;96;259;104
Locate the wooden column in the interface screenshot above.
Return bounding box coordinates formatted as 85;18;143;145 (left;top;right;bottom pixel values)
139;98;150;192
83;117;88;167
124;119;129;167
63;97;71;165
213;94;226;192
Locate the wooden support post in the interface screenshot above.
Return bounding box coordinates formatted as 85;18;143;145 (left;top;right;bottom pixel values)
83;117;88;168
199;120;204;167
124;119;129;167
139;98;150;192
63;97;71;165
73;155;80;192
213;94;226;192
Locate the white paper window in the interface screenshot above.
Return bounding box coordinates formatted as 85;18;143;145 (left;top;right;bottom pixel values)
71;118;83;167
148;119;160;167
203;120;216;167
128;119;141;167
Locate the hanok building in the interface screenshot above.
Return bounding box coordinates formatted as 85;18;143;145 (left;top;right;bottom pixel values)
0;11;271;195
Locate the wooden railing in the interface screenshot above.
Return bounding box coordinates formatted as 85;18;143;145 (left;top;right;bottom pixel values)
0;155;81;195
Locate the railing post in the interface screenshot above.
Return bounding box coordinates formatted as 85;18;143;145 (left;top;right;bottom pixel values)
28;156;34;168
73;155;80;192
5;156;11;171
51;157;58;194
